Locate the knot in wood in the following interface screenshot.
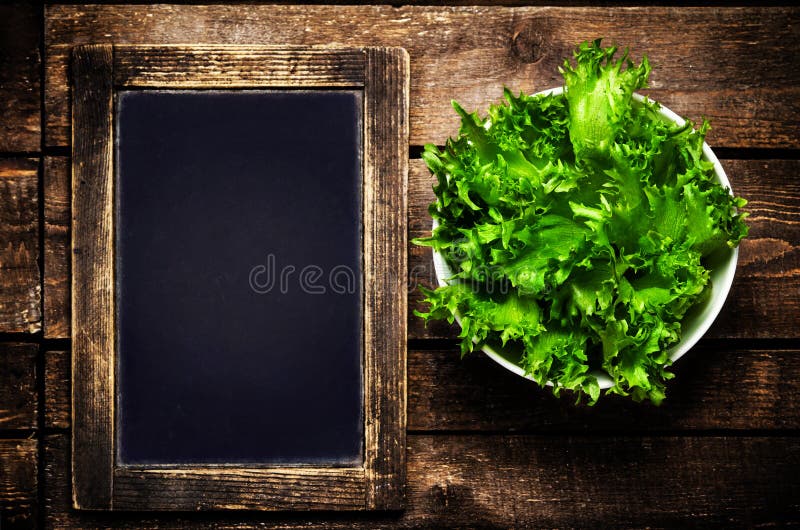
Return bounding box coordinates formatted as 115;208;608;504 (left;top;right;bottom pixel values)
511;22;547;64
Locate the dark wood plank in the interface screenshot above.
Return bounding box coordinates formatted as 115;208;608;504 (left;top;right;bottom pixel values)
408;346;800;431
112;468;366;512
0;158;41;334
114;45;365;87
43;157;69;339
0;343;37;431
363;46;409;510
45;435;374;528
0;439;37;530
44;350;68;430
70;43;115;511
44;434;800;527
712;159;800;338
45;344;800;432
45;5;800;149
411;435;800;527
409;159;800;340
0;5;40;152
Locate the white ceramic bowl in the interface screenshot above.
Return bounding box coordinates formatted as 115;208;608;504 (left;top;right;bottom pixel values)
431;87;739;389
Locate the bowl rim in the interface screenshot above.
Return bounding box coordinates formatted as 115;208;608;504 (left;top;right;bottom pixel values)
430;87;740;389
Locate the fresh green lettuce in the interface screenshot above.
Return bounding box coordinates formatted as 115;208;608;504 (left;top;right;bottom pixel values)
414;39;748;405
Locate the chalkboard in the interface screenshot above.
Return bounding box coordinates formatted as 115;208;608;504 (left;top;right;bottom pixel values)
115;90;363;465
71;44;407;511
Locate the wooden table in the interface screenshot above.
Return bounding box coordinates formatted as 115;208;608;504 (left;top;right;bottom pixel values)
1;3;798;527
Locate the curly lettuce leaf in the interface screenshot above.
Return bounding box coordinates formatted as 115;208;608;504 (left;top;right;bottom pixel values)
560;38;651;163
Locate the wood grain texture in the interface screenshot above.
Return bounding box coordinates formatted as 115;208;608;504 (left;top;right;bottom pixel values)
44;433;800;528
45;344;800;433
363;46;409;510
0;158;41;334
114;45;366;87
408;346;800;431
713;159;800;338
45;5;800;148
0;4;40;152
45;350;69;430
0;343;37;431
112;468;366;511
409;158;800;340
0;438;37;530
44;157;70;338
70;43;115;510
410;434;800;527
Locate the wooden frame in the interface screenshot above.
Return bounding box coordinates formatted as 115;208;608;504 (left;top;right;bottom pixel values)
71;44;408;511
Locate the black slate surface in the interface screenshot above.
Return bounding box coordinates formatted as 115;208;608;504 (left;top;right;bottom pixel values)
115;89;363;465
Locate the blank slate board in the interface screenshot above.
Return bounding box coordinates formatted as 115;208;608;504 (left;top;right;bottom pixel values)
115;90;363;465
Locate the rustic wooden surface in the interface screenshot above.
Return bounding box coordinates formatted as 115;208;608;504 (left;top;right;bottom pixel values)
43;157;69;339
1;439;38;530
0;2;798;528
0;343;37;431
44;6;800;149
362;46;410;510
43;434;800;528
113;45;368;87
112;467;368;512
407;346;800;431
0;158;41;334
44;350;69;430
70;43;116;511
0;5;40;152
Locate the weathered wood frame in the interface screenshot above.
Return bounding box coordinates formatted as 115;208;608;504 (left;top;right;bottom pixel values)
71;44;408;511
